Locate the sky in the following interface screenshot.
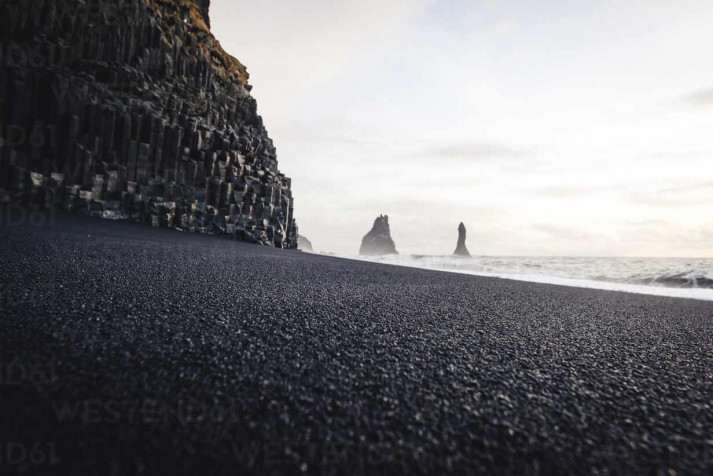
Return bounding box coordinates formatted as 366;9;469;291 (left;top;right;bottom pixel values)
210;0;713;257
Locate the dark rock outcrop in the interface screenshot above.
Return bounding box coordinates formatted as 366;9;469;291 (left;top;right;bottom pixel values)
195;0;211;28
0;0;297;248
297;234;313;252
454;222;470;256
359;214;397;256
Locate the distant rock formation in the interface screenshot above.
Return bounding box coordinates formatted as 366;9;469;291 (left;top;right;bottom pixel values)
297;234;313;252
359;215;398;256
454;222;470;256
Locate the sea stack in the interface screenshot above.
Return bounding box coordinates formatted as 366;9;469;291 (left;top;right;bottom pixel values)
297;235;314;252
359;215;398;256
454;222;470;256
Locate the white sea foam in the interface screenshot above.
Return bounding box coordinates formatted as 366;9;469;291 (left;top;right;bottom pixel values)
344;254;713;301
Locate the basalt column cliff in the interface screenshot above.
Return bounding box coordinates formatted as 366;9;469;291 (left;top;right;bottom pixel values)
0;0;298;247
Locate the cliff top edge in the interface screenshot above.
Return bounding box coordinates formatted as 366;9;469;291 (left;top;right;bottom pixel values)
144;0;250;87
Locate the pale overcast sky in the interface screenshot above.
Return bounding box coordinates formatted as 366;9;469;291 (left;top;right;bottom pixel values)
211;0;713;257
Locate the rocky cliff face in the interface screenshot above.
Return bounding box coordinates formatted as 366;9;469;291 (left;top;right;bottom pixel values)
0;0;297;247
359;215;397;256
454;222;470;256
194;0;211;28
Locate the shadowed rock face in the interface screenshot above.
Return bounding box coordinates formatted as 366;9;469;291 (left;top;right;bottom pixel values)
454;222;470;256
0;0;297;248
360;215;398;256
195;0;211;28
297;234;313;252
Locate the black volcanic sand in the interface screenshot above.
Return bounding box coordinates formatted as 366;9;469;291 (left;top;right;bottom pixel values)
0;213;711;475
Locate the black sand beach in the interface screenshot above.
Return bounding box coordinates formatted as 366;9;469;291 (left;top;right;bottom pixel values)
0;213;711;474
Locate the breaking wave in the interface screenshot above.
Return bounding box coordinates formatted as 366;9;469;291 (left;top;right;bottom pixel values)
351;255;713;301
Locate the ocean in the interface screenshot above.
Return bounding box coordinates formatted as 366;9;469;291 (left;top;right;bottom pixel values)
349;255;713;301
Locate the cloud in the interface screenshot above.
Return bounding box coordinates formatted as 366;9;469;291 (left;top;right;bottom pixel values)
627;181;713;207
618;221;713;253
531;224;598;241
270;119;367;146
623;219;668;227
533;185;623;198
656;181;713;194
417;142;527;162
630;196;711;207
679;88;713;108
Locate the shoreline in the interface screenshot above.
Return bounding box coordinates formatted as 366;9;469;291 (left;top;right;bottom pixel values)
344;254;713;302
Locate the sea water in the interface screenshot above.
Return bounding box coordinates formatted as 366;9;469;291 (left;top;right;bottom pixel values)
349;255;713;301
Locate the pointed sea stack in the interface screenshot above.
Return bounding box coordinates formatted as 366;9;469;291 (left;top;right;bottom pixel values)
454;222;470;256
359;215;398;256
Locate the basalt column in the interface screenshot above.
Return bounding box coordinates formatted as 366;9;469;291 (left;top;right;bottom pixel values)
0;0;297;248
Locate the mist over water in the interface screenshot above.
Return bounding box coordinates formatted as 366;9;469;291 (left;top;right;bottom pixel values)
349;255;713;301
